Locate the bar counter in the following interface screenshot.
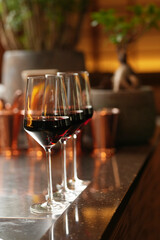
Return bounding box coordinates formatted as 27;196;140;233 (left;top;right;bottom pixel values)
0;135;159;239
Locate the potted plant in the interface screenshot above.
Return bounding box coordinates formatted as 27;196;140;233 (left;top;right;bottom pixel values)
0;0;89;103
90;4;160;145
91;4;160;91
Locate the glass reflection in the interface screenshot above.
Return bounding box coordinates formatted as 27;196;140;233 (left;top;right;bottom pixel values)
90;152;120;193
46;202;84;240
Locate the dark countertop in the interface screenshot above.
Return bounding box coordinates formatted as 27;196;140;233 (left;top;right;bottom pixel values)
0;138;157;239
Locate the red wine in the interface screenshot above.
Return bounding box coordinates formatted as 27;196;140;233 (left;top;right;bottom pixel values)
83;106;93;125
63;107;93;139
24;116;71;148
64;110;84;138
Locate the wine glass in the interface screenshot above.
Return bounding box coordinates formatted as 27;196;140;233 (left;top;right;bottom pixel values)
24;75;71;214
68;71;93;192
53;72;84;202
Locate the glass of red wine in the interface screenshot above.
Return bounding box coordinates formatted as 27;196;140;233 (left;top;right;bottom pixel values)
68;71;93;192
24;75;71;214
53;73;84;202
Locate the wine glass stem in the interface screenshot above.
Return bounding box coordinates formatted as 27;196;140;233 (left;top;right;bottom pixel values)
45;147;53;205
73;133;78;181
61;139;68;190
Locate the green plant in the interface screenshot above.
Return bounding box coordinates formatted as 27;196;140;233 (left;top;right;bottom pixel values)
0;0;89;50
91;4;160;53
91;4;160;90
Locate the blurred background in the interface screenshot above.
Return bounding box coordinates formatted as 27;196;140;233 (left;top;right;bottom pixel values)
0;0;160;73
0;0;160;112
0;0;160;119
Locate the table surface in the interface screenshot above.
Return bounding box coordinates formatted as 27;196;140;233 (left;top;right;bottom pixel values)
0;135;157;240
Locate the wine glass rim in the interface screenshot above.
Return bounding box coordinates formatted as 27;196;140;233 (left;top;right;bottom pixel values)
27;75;45;80
57;72;78;76
45;74;58;77
58;71;89;74
77;70;89;74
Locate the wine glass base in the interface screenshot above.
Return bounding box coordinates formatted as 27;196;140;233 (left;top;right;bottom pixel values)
68;179;90;192
53;189;77;203
30;201;69;215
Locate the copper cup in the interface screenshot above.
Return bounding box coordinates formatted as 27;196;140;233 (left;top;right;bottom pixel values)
0;109;25;156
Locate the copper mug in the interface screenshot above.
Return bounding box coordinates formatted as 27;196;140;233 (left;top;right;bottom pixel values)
0;109;25;155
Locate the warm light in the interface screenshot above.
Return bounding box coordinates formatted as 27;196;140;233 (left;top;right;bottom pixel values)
32;194;42;203
82;207;115;222
101;151;107;160
4;150;12;158
36;150;43;158
93;148;115;160
100;109;108;116
131;57;160;73
67;148;73;162
85;53;160;73
12;149;20;156
85;57;119;73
